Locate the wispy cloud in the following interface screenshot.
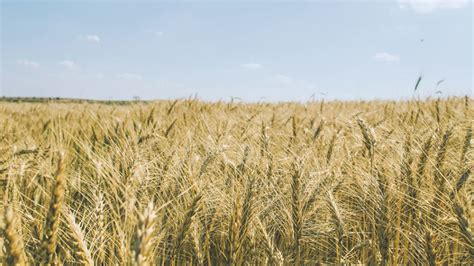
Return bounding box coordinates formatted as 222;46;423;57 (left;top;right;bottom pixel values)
273;74;293;84
373;52;400;62
17;59;40;68
241;63;263;70
395;25;417;33
145;29;164;37
116;73;143;80
398;0;470;13
79;34;101;43
92;73;105;79
58;60;78;70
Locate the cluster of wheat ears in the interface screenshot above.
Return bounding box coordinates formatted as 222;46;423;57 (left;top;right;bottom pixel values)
0;97;472;265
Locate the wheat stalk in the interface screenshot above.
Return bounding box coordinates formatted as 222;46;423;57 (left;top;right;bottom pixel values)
3;205;26;265
40;154;66;265
172;194;201;260
133;201;158;266
291;160;302;265
65;210;93;266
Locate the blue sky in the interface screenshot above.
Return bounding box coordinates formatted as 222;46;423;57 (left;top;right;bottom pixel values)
1;0;472;101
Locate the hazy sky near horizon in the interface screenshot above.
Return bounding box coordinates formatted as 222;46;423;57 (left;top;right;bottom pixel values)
1;0;472;101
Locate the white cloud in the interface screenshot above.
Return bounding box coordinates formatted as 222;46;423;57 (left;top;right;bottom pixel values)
145;29;164;37
273;74;293;84
395;25;417;33
241;63;263;70
116;73;143;80
79;34;101;43
91;73;105;79
17;59;40;68
86;34;100;43
58;60;78;70
373;52;400;62
398;0;470;13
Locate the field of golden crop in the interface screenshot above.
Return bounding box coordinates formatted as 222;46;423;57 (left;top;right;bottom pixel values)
0;97;472;265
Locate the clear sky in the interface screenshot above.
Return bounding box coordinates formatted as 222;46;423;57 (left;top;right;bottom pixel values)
1;0;472;101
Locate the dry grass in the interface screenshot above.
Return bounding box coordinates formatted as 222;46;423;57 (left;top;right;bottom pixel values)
0;97;472;264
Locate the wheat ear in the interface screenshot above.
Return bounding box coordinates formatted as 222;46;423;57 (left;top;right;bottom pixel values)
65;211;93;265
133;201;158;266
3;205;27;265
40;155;66;265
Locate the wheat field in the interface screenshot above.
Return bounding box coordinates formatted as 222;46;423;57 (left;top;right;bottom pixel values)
0;97;472;265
